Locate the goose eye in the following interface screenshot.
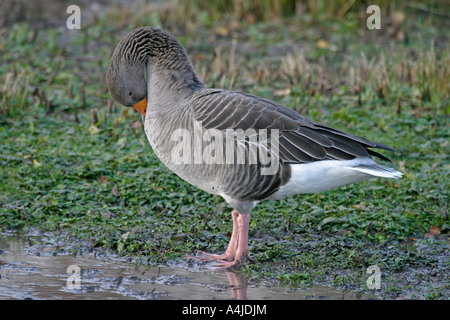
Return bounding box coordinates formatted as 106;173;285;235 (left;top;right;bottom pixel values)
128;90;133;96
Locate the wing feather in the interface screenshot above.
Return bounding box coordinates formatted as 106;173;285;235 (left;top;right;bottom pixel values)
190;89;393;164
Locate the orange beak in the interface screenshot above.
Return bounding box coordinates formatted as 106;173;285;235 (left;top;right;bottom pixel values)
133;97;147;116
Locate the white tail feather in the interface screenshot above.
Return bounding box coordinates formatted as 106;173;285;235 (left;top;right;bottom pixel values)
345;164;403;179
270;158;402;199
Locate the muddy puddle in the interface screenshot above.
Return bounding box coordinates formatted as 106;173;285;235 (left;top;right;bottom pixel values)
0;230;373;300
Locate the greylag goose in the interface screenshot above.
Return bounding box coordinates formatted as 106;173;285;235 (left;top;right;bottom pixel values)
106;27;402;268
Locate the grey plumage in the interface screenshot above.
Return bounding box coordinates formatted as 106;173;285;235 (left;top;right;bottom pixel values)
106;26;400;209
106;27;402;265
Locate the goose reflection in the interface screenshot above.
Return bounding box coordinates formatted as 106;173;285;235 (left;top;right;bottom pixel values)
225;270;248;300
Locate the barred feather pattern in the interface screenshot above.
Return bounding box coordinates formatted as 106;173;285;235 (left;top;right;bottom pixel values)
107;27;401;214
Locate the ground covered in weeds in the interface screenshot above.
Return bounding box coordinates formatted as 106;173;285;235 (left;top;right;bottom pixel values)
0;0;448;299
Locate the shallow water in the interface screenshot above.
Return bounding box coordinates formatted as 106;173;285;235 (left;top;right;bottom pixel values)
0;231;371;300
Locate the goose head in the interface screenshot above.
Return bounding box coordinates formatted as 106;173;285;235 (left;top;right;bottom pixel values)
106;27;203;116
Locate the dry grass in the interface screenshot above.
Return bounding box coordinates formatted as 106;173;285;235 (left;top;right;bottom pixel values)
416;46;450;101
0;70;29;117
196;42;449;109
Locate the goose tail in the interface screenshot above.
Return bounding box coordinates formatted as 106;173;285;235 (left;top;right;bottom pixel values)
345;163;403;179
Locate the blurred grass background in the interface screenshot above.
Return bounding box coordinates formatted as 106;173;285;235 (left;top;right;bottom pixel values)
0;0;448;299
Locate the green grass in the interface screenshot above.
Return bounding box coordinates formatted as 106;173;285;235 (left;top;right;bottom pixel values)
0;1;448;299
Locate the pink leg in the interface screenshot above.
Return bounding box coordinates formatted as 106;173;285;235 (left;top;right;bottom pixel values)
187;210;239;261
233;213;250;261
186;211;251;268
223;210;240;259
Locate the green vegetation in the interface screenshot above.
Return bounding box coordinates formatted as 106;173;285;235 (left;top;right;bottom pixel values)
0;0;448;299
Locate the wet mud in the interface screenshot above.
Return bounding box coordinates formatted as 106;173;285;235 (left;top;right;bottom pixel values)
0;230;371;300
